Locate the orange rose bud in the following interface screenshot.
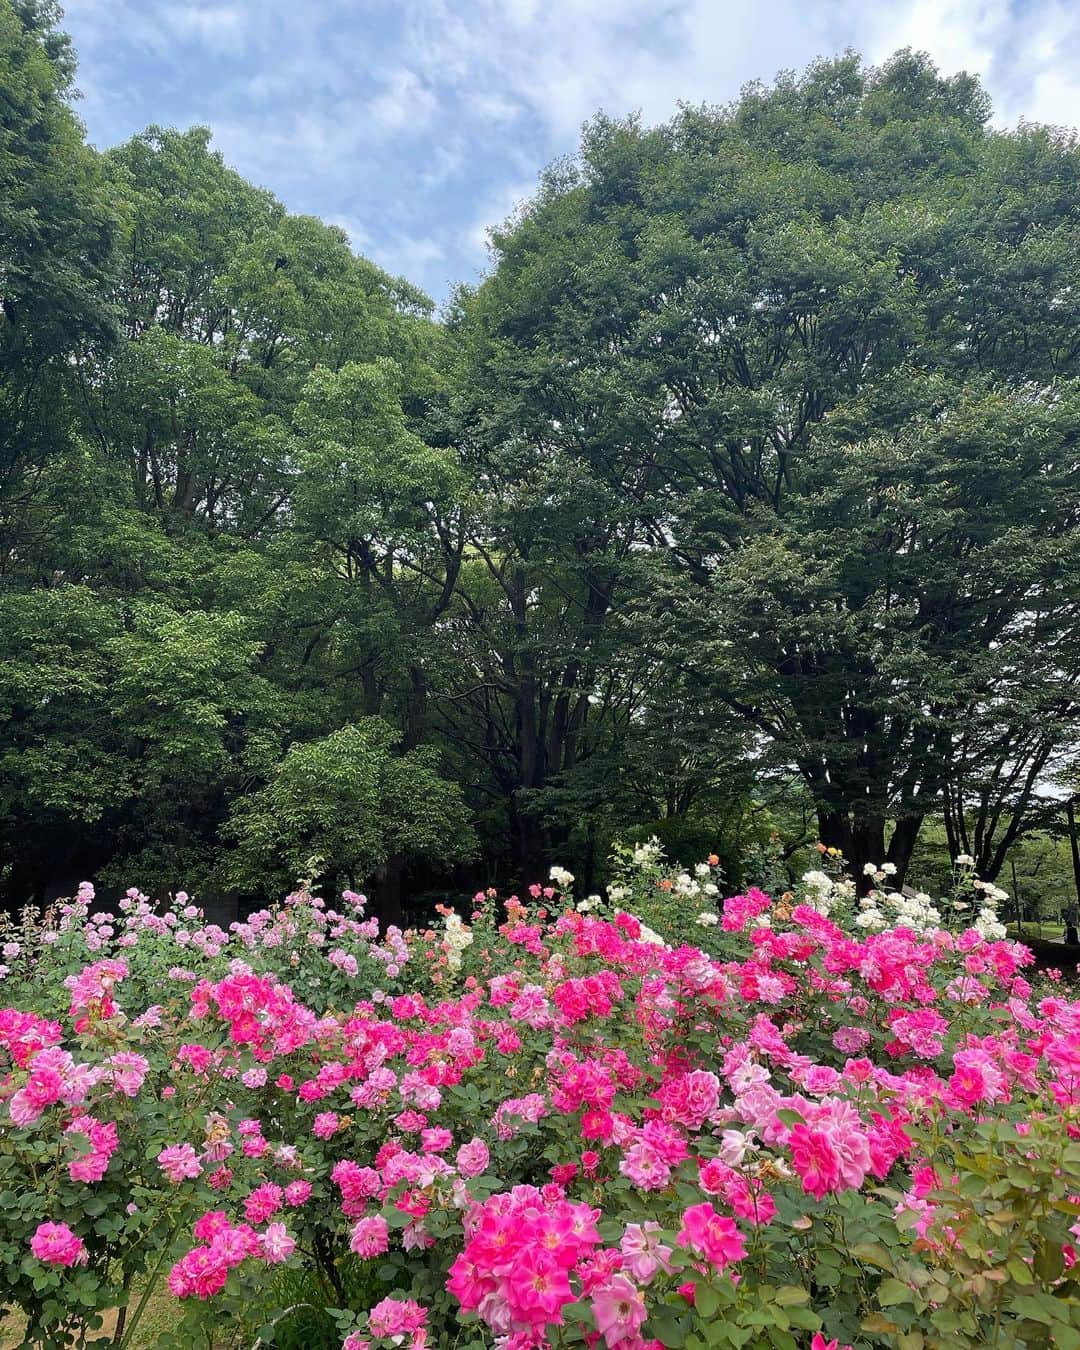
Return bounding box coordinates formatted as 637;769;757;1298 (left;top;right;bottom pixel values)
707;854;720;867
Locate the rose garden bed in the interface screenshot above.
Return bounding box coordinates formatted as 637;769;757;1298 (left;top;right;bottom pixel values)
0;853;1078;1349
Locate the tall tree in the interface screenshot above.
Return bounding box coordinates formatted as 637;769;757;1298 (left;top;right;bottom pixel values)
453;52;1080;881
0;106;461;907
0;0;116;575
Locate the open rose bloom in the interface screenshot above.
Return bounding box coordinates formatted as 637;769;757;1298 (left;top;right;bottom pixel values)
30;1222;87;1267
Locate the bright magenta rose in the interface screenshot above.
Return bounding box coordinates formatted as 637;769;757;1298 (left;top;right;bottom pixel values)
30;1222;87;1267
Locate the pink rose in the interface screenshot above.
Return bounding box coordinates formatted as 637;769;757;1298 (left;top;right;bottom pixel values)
30;1222;87;1267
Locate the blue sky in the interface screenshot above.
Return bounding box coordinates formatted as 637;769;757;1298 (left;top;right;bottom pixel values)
62;0;1080;307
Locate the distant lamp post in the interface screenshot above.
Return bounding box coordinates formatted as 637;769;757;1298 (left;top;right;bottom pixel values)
1010;857;1023;938
1067;797;1080;947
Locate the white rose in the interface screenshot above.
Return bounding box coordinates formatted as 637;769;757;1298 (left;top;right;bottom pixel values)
801;870;832;892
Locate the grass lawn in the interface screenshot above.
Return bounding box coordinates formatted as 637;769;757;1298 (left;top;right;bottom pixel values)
1008;920;1068;941
1;1278;181;1349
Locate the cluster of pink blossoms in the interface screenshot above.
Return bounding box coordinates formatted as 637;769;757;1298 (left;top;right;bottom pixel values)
368;1296;428;1342
8;1046;96;1126
0;1009;63;1066
67;1113;119;1182
167;1211;296;1299
447;1186;605;1341
677;1203;746;1269
444;1185;750;1350
5;874;1080;1350
64;957;127;1027
190;966;322;1061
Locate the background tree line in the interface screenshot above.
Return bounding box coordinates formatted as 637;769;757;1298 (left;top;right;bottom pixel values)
2;0;1079;920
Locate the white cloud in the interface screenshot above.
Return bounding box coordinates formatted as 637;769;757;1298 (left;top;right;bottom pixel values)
372;233;447;281
399;0;837;139
1026;65;1080;129
369;67;439;133
861;0;1010;78
420;141;467;189
60;0;1080;303
397;0;1080;139
324;213;374;253
466;89;525;126
161;4;249;50
860;0;1080;127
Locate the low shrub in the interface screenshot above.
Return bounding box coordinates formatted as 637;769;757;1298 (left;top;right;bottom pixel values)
0;853;1077;1349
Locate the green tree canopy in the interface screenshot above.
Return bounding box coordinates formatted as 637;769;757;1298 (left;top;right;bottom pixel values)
2;27;1078;910
451;50;1080;880
0;0;117;572
223;721;475;911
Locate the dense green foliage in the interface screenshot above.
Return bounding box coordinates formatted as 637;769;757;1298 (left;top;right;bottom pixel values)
1;3;1078;911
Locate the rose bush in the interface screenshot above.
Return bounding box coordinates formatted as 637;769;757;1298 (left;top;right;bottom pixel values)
1;854;1079;1349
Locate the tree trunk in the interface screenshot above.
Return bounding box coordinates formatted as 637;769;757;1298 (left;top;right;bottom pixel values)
850;818;887;889
404;666;427;750
886;814;923;888
816;809;852;863
583;818;598;897
372;853;405;930
816;810;887;891
2;857;48;912
1067;799;1080;944
510;792;547;896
